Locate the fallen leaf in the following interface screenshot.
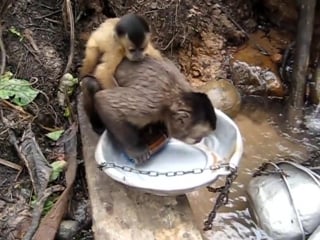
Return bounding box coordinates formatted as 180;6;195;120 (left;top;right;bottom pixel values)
45;130;64;141
50;160;67;182
0;72;39;106
9;26;24;41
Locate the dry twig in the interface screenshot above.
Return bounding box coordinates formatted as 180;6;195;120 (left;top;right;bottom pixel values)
0;24;5;75
0;100;60;132
62;0;75;75
58;0;75;124
0;157;22;171
0;157;23;180
288;0;317;128
34;122;78;240
0;0;13;75
22;185;65;240
23;29;40;53
1;99;32;116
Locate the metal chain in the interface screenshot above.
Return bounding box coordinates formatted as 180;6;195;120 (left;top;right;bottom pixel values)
98;161;238;231
98;161;230;177
252;162;289;177
203;166;238;231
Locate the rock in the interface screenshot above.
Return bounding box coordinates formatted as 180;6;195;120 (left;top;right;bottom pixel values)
231;60;285;97
270;53;282;64
56;220;80;240
305;104;320;132
198;79;241;118
69;198;92;226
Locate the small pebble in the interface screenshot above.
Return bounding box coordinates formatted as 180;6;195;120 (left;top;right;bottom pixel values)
56;220;79;240
271;53;282;64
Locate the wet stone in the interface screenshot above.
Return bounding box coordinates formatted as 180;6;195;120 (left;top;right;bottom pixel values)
231;60;285;97
305;105;320;133
198;79;241;118
270;53;283;64
56;220;80;240
69;198;92;226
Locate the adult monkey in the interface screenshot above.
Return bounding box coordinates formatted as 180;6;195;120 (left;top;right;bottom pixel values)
82;57;217;164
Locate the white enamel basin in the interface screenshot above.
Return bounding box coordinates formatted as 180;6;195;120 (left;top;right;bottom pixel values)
95;109;243;196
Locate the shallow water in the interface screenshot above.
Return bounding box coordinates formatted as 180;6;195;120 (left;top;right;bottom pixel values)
187;98;319;240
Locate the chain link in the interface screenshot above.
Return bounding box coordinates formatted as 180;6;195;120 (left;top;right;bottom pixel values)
98;161;238;231
252;162;289;177
98;161;230;177
203;166;238;231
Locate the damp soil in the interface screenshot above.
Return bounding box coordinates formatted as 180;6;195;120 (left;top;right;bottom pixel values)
0;1;90;239
0;0;319;240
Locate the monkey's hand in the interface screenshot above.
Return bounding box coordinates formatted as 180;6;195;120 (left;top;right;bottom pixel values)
125;135;168;165
126;147;152;165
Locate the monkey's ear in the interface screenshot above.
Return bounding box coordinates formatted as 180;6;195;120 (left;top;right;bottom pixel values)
182;92;217;129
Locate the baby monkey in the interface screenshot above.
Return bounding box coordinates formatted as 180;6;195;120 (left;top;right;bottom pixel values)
80;13;162;89
82;57;217;165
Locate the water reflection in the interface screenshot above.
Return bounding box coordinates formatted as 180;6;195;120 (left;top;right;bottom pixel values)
204;210;272;240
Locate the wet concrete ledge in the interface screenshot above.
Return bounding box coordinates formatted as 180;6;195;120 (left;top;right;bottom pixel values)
77;94;203;240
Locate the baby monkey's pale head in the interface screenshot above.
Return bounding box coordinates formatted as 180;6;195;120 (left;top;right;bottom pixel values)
115;13;151;62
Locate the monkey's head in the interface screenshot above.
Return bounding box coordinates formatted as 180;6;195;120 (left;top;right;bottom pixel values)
168;92;217;144
115;13;151;62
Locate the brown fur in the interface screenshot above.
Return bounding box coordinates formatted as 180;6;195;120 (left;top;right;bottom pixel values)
91;57;216;164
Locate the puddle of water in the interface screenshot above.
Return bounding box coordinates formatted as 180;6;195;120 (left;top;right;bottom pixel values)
187;99;319;240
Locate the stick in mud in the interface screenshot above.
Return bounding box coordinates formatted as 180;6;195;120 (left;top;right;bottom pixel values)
288;0;317;128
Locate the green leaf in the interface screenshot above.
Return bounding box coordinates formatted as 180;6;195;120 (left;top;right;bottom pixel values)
43;199;55;214
45;130;64;141
0;72;39;106
64;106;71;117
30;195;57;215
49;160;67;182
9;26;24;41
1;71;13;80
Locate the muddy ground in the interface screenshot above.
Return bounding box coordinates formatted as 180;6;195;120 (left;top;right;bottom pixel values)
0;0;319;239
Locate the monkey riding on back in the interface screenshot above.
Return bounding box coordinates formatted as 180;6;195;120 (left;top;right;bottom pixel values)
80;13;162;133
